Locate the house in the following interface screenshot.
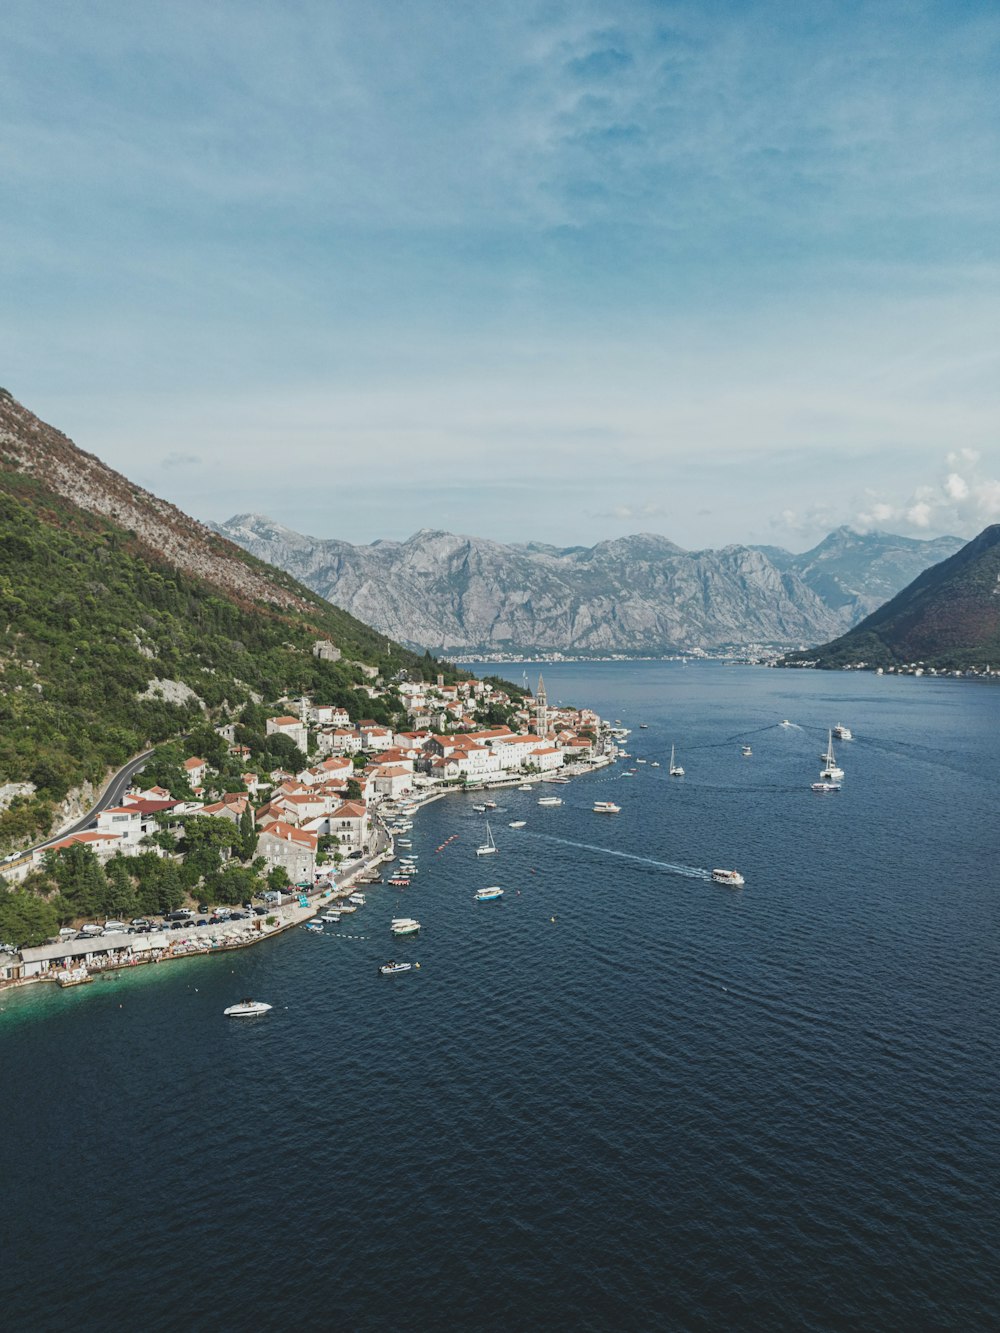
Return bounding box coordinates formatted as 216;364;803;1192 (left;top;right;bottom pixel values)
531;746;565;772
324;801;369;853
257;821;317;883
183;757;208;788
266;715;309;755
44;829;124;864
368;764;413;800
357;725;393;751
310;703;351;727
242;772;263;795
321;729;364;756
200;794;250;823
95;806;145;847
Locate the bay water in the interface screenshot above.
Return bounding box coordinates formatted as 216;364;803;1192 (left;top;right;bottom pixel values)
2;662;998;1329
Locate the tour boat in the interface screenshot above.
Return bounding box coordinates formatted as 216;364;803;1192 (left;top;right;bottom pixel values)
321;912;341;922
711;869;745;888
379;961;415;976
474;886;504;901
669;744;685;777
476;821;499;856
508;820;526;828
391;917;421;935
224;999;273;1017
811;781;841;793
537;795;562;806
832;724;853;741
593;801;621;814
820;731;845;782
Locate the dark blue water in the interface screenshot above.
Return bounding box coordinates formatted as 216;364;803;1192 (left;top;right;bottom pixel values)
3;663;999;1330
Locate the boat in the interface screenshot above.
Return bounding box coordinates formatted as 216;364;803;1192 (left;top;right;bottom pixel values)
335;903;357;915
779;719;793;728
669;744;685;777
396;838;412;847
483;800;497;809
593;801;621;814
650;761;660;768
224;999;273;1016
348;893;366;905
742;745;752;757
711;869;745;888
56;967;92;988
811;781;841;793
639;723;649;729
476;821;498;856
379;961;415;976
537;795;562;805
391;918;421;935
636;758;647;764
820;730;845;781
546;776;570;784
518;783;532;791
474;886;504;901
321;912;341;922
388;876;410;887
508;820;526;829
832;724;853;741
305;921;324;932
472;803;487;812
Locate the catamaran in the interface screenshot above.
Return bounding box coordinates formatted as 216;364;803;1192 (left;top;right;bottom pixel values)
476;821;498;856
669;744;685;777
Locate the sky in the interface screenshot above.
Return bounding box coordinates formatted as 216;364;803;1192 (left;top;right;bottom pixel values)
2;0;1000;552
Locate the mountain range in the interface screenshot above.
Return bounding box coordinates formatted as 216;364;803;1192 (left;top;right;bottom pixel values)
783;524;1000;671
213;516;965;656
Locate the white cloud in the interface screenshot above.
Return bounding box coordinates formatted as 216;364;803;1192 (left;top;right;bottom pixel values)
854;452;1000;536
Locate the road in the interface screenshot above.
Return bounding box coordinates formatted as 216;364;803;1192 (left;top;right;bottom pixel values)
28;748;156;857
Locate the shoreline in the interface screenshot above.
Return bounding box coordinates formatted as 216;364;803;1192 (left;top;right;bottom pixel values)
1;758;612;998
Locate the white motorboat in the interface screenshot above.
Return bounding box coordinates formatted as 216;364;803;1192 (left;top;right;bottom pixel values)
820;730;845;781
321;912;341;922
779;719;794;728
476;821;499;856
711;869;745;888
474;886;504;901
391;917;421;935
669;744;685;777
650;762;660;768
336;903;358;915
472;803;487;812
224;999;273;1017
832;724;853;741
304;921;324;932
379;961;416;976
518;783;533;791
348;893;366;905
537;795;562;806
742;745;752;757
508;820;526;828
483;800;497;809
593;801;621;814
811;781;841;793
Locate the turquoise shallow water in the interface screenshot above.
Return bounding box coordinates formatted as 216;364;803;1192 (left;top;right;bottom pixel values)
2;663;999;1329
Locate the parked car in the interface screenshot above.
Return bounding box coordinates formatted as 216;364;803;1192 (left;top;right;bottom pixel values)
197;903;210;913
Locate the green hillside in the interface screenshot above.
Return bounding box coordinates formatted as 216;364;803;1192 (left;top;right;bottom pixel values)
782;525;1000;671
0;394;451;851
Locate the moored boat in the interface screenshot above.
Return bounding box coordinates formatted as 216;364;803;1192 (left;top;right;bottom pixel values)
391;917;421;935
474;886;504;901
56;967;92;988
476;821;499;856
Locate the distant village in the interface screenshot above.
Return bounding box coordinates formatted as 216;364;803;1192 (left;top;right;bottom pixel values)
1;663;609;891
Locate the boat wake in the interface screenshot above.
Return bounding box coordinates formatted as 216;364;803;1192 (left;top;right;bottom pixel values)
521;830;711;880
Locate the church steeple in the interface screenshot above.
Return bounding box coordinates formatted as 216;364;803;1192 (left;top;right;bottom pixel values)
536;673;548;737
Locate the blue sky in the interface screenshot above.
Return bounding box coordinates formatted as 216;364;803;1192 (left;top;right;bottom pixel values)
2;0;999;550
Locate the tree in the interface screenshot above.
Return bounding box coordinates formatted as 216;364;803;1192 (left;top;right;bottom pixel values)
345;778;363;801
0;891;59;948
267;865;290;891
238;803;258;862
43;844;110;919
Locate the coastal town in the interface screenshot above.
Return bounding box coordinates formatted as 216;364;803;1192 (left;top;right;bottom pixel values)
0;663;615;988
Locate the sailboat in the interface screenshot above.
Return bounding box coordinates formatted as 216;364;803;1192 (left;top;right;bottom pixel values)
475;820;498;856
819;730;844;782
669;744;685;777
